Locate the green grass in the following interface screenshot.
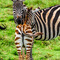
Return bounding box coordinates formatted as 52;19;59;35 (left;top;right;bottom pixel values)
0;0;60;60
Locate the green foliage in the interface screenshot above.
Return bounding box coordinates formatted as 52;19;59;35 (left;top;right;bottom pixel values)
0;0;60;60
24;0;60;9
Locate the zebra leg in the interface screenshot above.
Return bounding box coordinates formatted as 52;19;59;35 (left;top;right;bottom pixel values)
17;48;23;60
26;47;31;60
26;52;30;60
18;50;24;60
30;48;33;60
15;32;22;60
26;49;33;60
18;52;22;60
22;48;25;60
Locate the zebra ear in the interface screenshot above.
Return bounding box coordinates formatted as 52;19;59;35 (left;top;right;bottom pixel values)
33;32;43;38
38;7;40;9
28;7;33;12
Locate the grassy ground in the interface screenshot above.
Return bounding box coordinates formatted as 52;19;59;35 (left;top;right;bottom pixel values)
0;0;60;60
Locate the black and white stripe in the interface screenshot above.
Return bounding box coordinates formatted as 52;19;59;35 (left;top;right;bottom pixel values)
33;5;60;40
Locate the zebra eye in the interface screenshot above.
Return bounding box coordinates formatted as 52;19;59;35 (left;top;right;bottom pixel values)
18;32;20;34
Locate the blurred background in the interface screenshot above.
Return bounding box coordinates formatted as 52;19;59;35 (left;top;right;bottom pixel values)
0;0;60;60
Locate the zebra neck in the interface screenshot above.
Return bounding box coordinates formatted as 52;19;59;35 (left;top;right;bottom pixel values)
34;17;39;32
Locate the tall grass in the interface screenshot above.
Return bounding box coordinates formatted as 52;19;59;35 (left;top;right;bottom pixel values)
0;0;60;60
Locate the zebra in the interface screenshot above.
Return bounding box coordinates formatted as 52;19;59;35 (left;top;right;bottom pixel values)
31;5;60;40
12;1;35;60
24;5;60;60
15;22;42;60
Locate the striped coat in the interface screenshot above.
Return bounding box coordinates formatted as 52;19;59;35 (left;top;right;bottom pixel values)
32;5;60;40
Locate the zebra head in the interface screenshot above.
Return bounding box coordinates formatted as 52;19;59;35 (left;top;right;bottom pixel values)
24;7;40;29
12;0;24;25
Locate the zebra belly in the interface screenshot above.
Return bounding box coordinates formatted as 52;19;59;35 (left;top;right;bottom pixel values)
35;34;60;40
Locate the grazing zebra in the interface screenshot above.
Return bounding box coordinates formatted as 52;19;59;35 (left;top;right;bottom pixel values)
15;22;42;60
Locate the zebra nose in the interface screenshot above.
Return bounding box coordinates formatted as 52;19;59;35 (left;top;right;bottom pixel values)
16;16;23;24
17;15;22;18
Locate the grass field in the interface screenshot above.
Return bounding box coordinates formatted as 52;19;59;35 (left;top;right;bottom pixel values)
0;0;60;60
